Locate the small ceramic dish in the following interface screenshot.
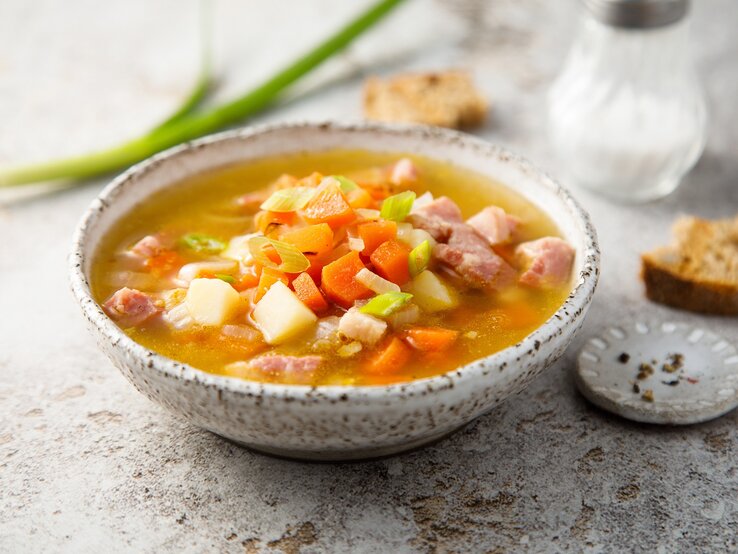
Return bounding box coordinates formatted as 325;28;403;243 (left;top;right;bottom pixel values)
69;122;600;461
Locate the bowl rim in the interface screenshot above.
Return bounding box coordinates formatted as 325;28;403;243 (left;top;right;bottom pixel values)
69;121;600;403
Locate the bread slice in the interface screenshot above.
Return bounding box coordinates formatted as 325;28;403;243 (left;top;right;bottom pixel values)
641;215;738;314
363;71;487;129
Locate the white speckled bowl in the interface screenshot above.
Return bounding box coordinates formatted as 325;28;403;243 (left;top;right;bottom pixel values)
70;122;599;461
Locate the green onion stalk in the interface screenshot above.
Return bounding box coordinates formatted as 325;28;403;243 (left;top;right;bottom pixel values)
0;0;406;188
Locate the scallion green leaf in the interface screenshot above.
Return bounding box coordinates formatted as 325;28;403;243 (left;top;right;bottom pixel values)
260;187;316;212
248;236;310;273
0;0;407;188
333;175;359;193
380;190;416;222
359;292;413;317
215;273;235;284
408;240;431;277
180;233;226;254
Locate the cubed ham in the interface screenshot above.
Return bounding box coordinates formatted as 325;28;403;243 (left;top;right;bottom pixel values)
409;197;516;289
407;196;464;241
249;355;323;385
130;235;166;259
467;206;519;245
338;308;387;345
515;237;575;288
389;158;418;185
410;196;463;224
434;225;516;290
103;287;161;327
236;191;268;212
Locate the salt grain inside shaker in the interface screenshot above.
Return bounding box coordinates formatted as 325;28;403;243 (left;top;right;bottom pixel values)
548;0;707;202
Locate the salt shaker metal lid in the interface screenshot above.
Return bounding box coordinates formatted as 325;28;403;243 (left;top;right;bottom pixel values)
583;0;689;29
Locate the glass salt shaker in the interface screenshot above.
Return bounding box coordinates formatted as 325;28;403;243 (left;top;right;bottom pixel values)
547;0;707;202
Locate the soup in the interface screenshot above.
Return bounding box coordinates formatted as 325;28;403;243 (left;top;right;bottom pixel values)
92;150;574;386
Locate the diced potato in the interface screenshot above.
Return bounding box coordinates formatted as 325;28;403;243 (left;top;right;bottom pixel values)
404;270;458;312
252;281;317;345
185;278;244;326
338;308;387;345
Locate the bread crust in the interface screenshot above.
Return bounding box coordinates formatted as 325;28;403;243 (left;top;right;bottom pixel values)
641;254;738;315
363;71;487;129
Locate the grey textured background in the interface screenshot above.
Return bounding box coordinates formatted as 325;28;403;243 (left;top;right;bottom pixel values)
1;1;736;552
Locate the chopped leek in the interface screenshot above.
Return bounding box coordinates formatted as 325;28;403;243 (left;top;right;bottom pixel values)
348;237;365;251
333;175;359;193
248;236;310;273
260;187;316;212
380;190;416;222
408;240;431;277
215;273;236;284
180;233;225;254
360;291;413;317
337;341;363;358
355;268;400;294
356;208;381;220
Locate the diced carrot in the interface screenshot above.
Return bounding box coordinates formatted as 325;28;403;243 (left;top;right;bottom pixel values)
365;337;411;375
370;239;411;285
320;251;373;308
273;173;299;189
358;220;397;255
280;224;334;255
233;269;260;292
255;268;289;303
304;251;330;283
302;180;356;228
255;210;297;235
263;245;283;265
292;272;329;314
144;250;181;276
361;182;392;200
346;188;374;209
297;172;324;188
401;327;459;352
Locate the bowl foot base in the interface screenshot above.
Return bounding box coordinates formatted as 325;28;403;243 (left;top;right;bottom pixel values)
217;424;468;462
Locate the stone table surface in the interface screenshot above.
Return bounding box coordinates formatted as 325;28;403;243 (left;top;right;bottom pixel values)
2;1;737;552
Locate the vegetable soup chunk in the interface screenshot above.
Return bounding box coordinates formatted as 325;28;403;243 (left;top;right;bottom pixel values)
93;150;574;386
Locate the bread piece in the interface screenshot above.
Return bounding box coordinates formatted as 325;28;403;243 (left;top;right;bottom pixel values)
641;215;738;314
363;71;487;129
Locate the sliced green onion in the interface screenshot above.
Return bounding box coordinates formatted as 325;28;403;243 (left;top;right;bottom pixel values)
180;233;226;254
333;175;359;193
360;292;413;318
215;273;235;284
380;190;416;222
260;187;316;212
408;240;431;277
247;236;310;273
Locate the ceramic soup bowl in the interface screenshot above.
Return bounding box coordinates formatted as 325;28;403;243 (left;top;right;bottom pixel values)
70;122;600;461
